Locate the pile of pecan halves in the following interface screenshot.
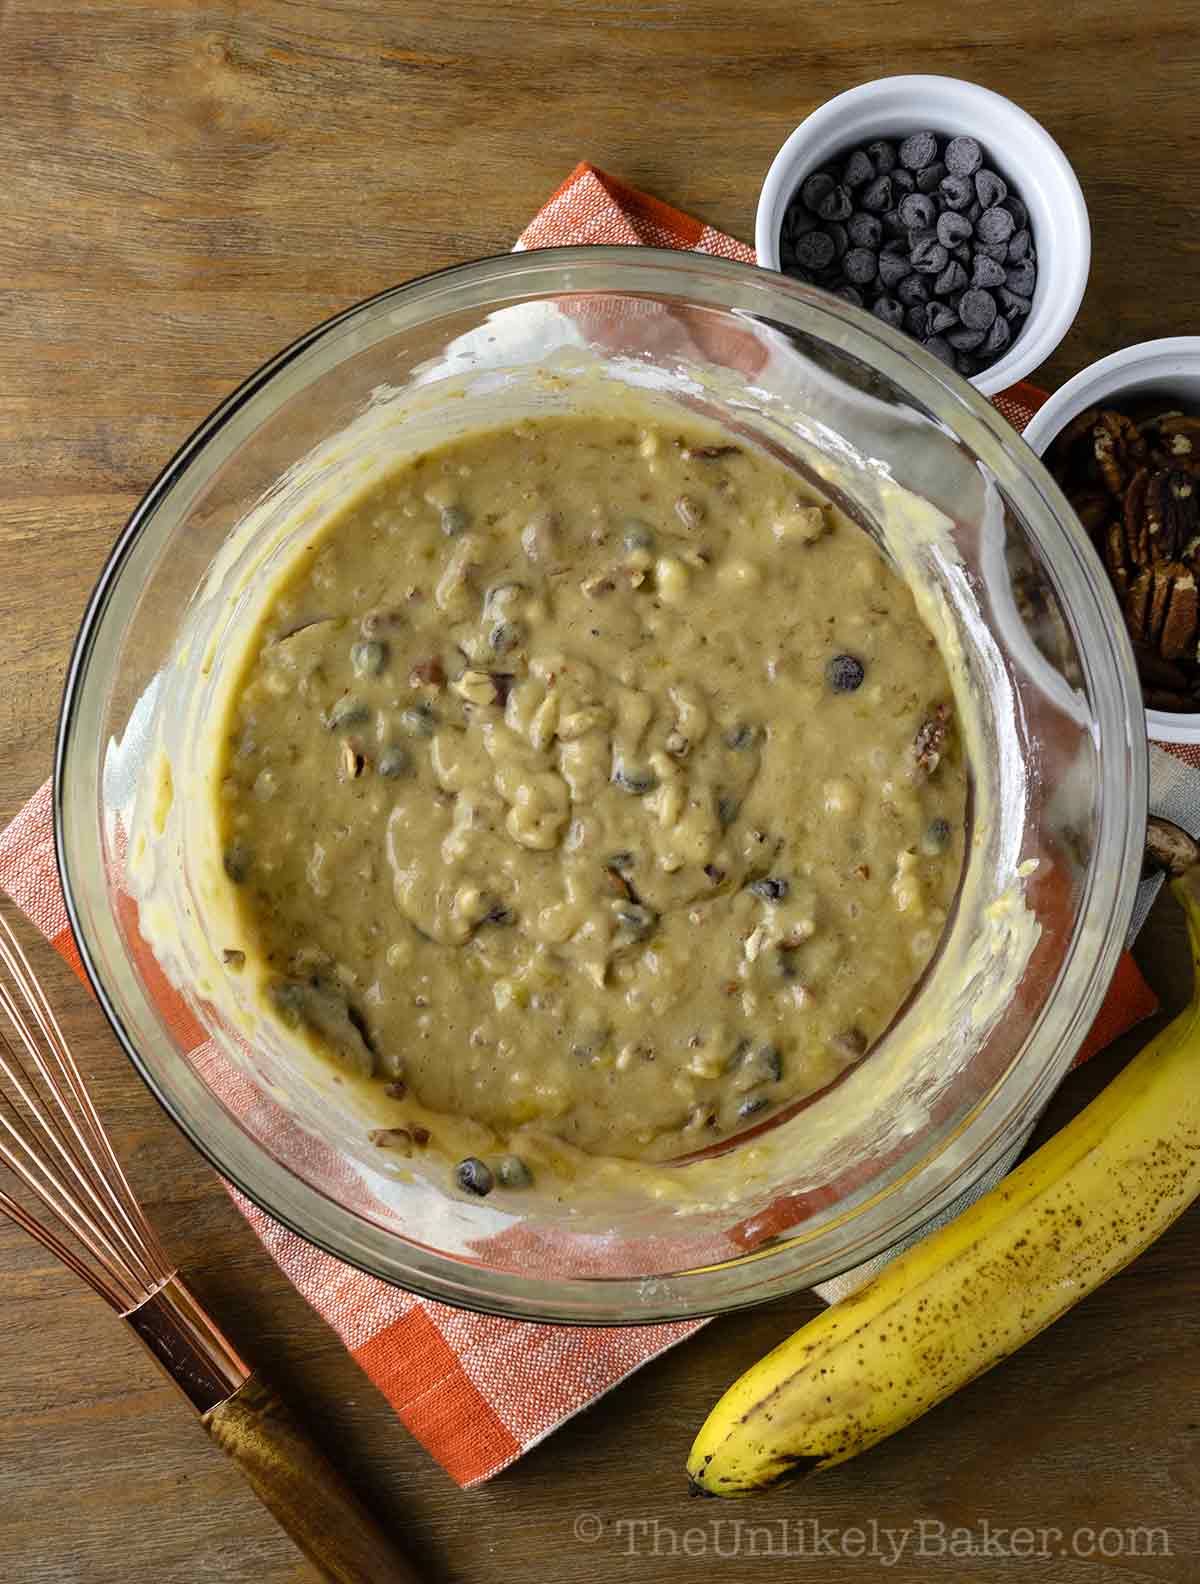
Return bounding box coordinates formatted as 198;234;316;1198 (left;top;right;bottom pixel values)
1047;405;1200;710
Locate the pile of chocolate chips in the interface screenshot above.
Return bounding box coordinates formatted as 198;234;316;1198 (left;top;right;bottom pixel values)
779;132;1036;377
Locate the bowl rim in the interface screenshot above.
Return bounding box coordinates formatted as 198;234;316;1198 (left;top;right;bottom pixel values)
1022;335;1200;742
754;73;1091;398
55;245;1146;1322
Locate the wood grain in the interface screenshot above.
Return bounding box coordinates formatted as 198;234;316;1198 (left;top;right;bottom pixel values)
1;1;1199;1578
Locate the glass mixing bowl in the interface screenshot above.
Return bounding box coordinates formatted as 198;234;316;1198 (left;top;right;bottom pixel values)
56;249;1146;1322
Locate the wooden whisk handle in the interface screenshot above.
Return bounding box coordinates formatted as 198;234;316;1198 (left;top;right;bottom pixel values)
127;1275;420;1583
203;1373;422;1584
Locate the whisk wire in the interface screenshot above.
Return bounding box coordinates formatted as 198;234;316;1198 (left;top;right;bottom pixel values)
0;911;174;1311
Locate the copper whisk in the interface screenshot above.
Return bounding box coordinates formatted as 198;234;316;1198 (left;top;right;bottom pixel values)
0;909;418;1584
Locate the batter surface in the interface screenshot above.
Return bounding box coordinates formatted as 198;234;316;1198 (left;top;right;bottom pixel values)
216;414;966;1170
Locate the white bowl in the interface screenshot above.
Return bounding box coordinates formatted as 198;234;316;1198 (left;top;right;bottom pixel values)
755;75;1091;397
1023;337;1200;744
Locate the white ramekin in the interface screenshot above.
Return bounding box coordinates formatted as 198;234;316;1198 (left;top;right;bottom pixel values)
755;75;1091;397
1023;337;1200;744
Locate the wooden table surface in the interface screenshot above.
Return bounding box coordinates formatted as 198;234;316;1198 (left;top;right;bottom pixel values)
2;2;1199;1579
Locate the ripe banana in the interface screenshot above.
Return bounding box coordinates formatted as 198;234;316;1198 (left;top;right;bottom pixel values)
688;823;1200;1497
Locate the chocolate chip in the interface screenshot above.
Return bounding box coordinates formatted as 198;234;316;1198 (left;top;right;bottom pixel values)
975;239;1010;263
223;844;251;883
948;325;986;351
326;696;371;731
717;794;740;828
833;284;863;307
847;211;882;248
933;259;968;297
613;764;658;794
784;204;819;237
794;230;836;271
945;135;983;176
998;286;1033;319
615;903;658;941
898;130;938;170
1007;227;1031;262
724;722;758;750
983;314;1011;354
958;288;997;331
1003;194;1028;230
871;295;904;329
936;210;972;248
839;246;876;286
938;172;974;211
876;249;911;288
898;192;937;231
843;148;875;188
905;304;928;337
917;160;947;194
455;1157;494;1196
831;1026;869;1060
748;876;789;901
920;816;953;855
817;183;853;221
976;205;1015;244
865;138;896;173
860;174;893;212
377;746;413;779
800;171;835;212
826;652;865;691
737;1094;769;1120
926;302;958;336
881;207;908;238
911;236;949;274
823;220;849;257
440;505;469;537
350;639;388;677
924;334;955;367
890;167;916;196
1005;258;1036;297
897;273;930;306
495;1155;533;1189
974;169;1008;208
971;253;1007;289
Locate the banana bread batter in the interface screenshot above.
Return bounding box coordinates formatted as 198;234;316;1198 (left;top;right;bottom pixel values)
216;414;967;1169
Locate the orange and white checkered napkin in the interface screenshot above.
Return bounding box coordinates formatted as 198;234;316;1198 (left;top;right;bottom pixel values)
0;165;1161;1488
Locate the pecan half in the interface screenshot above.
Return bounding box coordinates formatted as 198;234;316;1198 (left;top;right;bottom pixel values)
1158;415;1200;461
1068;489;1112;539
1160;568;1199;661
1093;409;1147;496
1103;521;1130;596
1145;467;1200;562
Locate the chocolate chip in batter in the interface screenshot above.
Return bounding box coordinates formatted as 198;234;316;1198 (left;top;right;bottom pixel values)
614;903;658;942
831;1026;869;1060
623;519;656;551
440;505;470;537
325;696;371;731
398;703;436;737
494;1154;533;1188
489;620;521;655
612;763;658;795
455;1157;494;1196
825;653;865;692
920;816;952;856
748;876;789;902
350;639;388;678
724;722;758;750
377;746;413;779
737;1094;770;1119
223;844;251;883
